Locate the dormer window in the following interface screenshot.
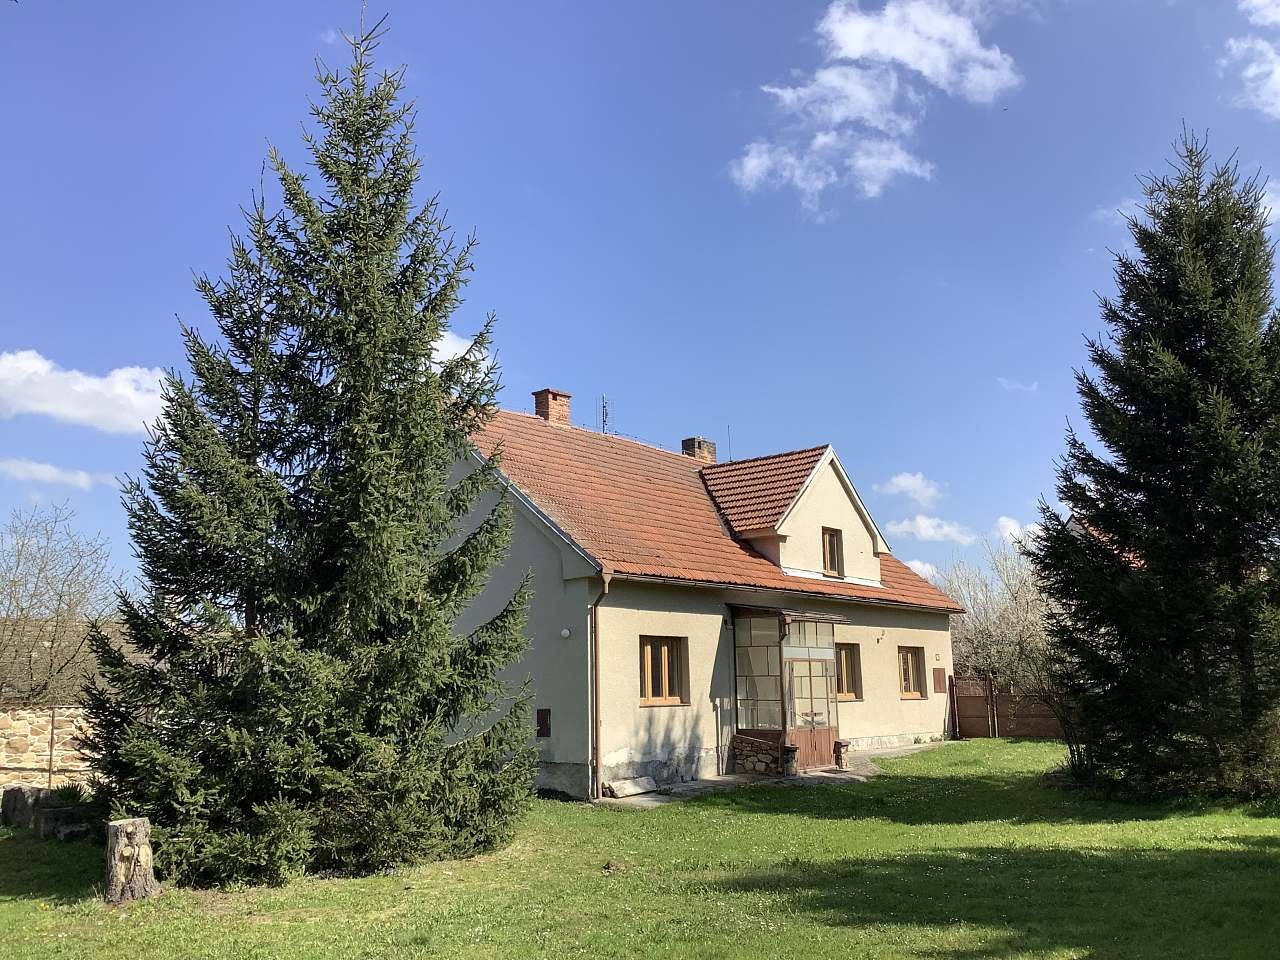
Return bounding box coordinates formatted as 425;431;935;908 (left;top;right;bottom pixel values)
822;527;844;577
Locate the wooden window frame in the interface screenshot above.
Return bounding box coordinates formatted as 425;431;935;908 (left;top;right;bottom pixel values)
835;642;862;701
899;646;926;700
639;636;687;706
822;527;845;578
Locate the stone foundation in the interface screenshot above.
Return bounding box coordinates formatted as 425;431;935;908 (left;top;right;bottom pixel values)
535;760;591;799
0;706;92;788
839;731;945;751
599;745;726;790
731;732;782;775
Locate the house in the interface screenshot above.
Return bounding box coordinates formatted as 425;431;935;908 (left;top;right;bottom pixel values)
462;388;963;800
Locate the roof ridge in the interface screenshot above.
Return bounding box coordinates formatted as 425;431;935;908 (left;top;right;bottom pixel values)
701;443;829;472
494;408;701;467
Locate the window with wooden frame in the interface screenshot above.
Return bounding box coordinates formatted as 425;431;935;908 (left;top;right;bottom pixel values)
835;642;862;700
822;527;844;577
639;636;687;705
899;646;925;699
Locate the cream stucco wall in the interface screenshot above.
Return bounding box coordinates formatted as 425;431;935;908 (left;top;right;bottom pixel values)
832;606;952;746
777;459;881;582
593;579;953;782
456;480;599;797
595;581;736;785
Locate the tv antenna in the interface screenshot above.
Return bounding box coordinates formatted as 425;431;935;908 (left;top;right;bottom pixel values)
600;395;610;435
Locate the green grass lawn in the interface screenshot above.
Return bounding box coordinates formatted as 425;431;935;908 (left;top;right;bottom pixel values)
5;740;1280;959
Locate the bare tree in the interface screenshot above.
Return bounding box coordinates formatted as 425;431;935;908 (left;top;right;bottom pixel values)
942;538;1087;771
944;538;1046;679
0;502;116;705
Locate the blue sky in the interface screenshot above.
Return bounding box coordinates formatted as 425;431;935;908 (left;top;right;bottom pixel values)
3;0;1280;581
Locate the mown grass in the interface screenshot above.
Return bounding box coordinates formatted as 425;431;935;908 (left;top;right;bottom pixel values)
4;740;1280;959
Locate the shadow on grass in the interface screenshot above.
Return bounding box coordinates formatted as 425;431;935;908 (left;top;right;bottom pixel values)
0;827;100;905
719;842;1280;959
689;766;1178;827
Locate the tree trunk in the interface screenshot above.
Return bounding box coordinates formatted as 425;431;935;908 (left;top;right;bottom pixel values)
105;817;160;904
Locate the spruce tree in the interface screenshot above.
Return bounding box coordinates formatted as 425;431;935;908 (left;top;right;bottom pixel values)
84;23;535;885
1030;133;1280;796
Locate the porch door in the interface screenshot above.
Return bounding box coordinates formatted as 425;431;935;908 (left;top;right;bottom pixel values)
785;658;839;770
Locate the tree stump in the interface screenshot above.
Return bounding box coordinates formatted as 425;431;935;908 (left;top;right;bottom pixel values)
105;817;160;904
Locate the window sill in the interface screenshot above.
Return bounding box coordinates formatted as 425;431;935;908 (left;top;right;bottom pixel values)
900;693;925;700
640;700;689;708
837;694;863;702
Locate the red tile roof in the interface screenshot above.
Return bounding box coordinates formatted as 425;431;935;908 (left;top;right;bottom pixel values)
472;411;962;613
700;445;827;535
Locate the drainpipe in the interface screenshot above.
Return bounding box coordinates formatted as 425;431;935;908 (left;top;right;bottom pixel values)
589;566;612;799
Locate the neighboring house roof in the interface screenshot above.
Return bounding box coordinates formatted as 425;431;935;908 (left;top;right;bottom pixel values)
1067;515;1143;568
473;410;962;613
700;445;827;534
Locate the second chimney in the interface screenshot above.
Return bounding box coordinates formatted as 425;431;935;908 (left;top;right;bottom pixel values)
682;436;717;464
533;387;572;425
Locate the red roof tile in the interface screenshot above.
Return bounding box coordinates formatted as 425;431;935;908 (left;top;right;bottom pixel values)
700;445;827;535
473;411;962;613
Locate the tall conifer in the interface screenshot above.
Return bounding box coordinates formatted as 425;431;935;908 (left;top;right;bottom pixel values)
84;23;534;885
1030;134;1280;795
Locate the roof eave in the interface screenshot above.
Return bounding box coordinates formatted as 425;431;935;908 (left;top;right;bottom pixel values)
609;570;962;615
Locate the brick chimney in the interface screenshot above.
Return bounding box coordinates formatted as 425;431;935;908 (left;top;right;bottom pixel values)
533;388;572;425
682;436;717;464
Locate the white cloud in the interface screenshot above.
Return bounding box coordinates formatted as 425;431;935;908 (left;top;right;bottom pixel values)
731;139;842;212
0;458;116;491
320;27;341;45
730;131;932;210
1225;36;1280;121
732;0;1024;211
0;350;164;435
994;515;1042;544
848;138;935;197
996;376;1038;393
887;514;976;545
1091;196;1142;227
1241;0;1280;27
762;64;917;136
905;558;940;581
819;0;1021;104
436;331;475;361
874;471;943;507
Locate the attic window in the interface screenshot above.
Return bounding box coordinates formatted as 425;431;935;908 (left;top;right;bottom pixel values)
822;527;844;578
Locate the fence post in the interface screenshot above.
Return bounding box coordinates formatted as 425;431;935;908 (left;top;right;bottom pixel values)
985;675;996;738
46;705;56;788
948;675;960;740
991;675;1002;738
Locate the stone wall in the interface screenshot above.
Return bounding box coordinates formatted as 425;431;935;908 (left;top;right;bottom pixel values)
731;732;782;775
0;706;91;788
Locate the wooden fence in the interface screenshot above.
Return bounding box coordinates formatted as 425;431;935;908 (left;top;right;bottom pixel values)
953;677;1063;739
